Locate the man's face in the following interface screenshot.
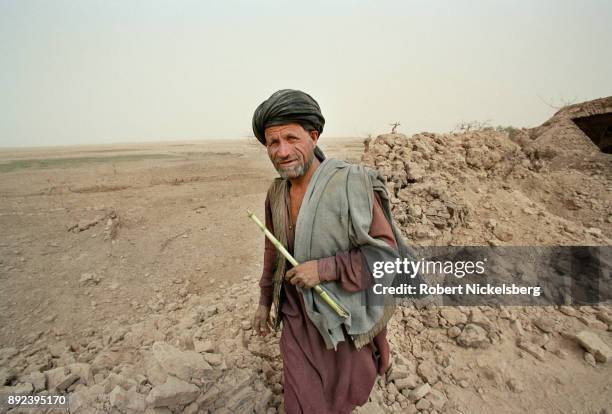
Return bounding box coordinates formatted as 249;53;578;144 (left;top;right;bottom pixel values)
264;123;318;179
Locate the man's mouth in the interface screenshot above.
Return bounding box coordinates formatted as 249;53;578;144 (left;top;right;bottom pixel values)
278;159;299;166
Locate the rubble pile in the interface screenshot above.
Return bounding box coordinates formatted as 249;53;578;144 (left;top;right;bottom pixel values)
364;302;612;413
0;278;283;413
0;277;610;413
354;97;612;412
361;102;611;247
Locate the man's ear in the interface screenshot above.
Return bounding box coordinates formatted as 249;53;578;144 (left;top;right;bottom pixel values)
309;130;319;145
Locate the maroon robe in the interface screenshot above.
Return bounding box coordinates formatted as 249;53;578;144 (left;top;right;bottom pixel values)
259;189;397;414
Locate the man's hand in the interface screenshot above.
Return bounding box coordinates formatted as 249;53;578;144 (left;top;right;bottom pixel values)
285;260;319;289
253;304;272;337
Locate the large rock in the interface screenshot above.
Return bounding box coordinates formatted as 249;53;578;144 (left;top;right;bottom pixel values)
48;341;72;358
56;373;79;392
416;361;439;385
145;376;200;408
68;363;94;386
195;384;222;411
144;359;168;387
102;373;137;394
533;316;558;333
69;383;105;413
194;340;215;354
124;320;165;347
407;383;431;402
492;224;514;242
415;398;432;411
44;366;70;390
109;385;146;413
440;308;467;326
518;340;545;362
223;385;257;413
386;364;411;382
456;324;489;348
469;308;494;332
575;331;612;363
152;342;213;383
425;389;447;410
254;388;273;414
202;352;225;368
447;326;462;338
394;374;419;391
24;371;46;392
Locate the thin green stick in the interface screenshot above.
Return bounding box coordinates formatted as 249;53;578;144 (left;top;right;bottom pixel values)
247;210;349;319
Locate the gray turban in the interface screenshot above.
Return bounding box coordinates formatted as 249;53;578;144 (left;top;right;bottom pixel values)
252;89;326;160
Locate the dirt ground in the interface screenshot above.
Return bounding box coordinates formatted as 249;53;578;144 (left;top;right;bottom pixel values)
0;138;363;348
0;131;610;414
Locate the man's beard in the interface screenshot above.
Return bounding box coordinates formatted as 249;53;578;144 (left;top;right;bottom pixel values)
275;151;314;179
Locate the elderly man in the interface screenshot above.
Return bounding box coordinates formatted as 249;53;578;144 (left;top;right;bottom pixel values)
251;89;408;413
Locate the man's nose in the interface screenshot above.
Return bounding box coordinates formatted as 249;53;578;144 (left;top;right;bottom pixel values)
276;140;292;158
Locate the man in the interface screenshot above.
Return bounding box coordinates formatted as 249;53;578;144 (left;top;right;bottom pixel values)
251;89;408;413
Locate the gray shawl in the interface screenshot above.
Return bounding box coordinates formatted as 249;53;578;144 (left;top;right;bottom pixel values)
268;158;412;350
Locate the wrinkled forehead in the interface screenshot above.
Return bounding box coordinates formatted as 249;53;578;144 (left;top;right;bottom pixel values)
264;123;307;140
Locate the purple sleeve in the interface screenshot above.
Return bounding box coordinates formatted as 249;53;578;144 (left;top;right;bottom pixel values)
259;194;276;307
317;192;397;293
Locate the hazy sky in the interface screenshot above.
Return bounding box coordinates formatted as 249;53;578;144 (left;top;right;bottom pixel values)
1;0;611;148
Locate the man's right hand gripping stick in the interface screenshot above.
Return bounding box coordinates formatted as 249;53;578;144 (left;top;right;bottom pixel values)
247;210;349;319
